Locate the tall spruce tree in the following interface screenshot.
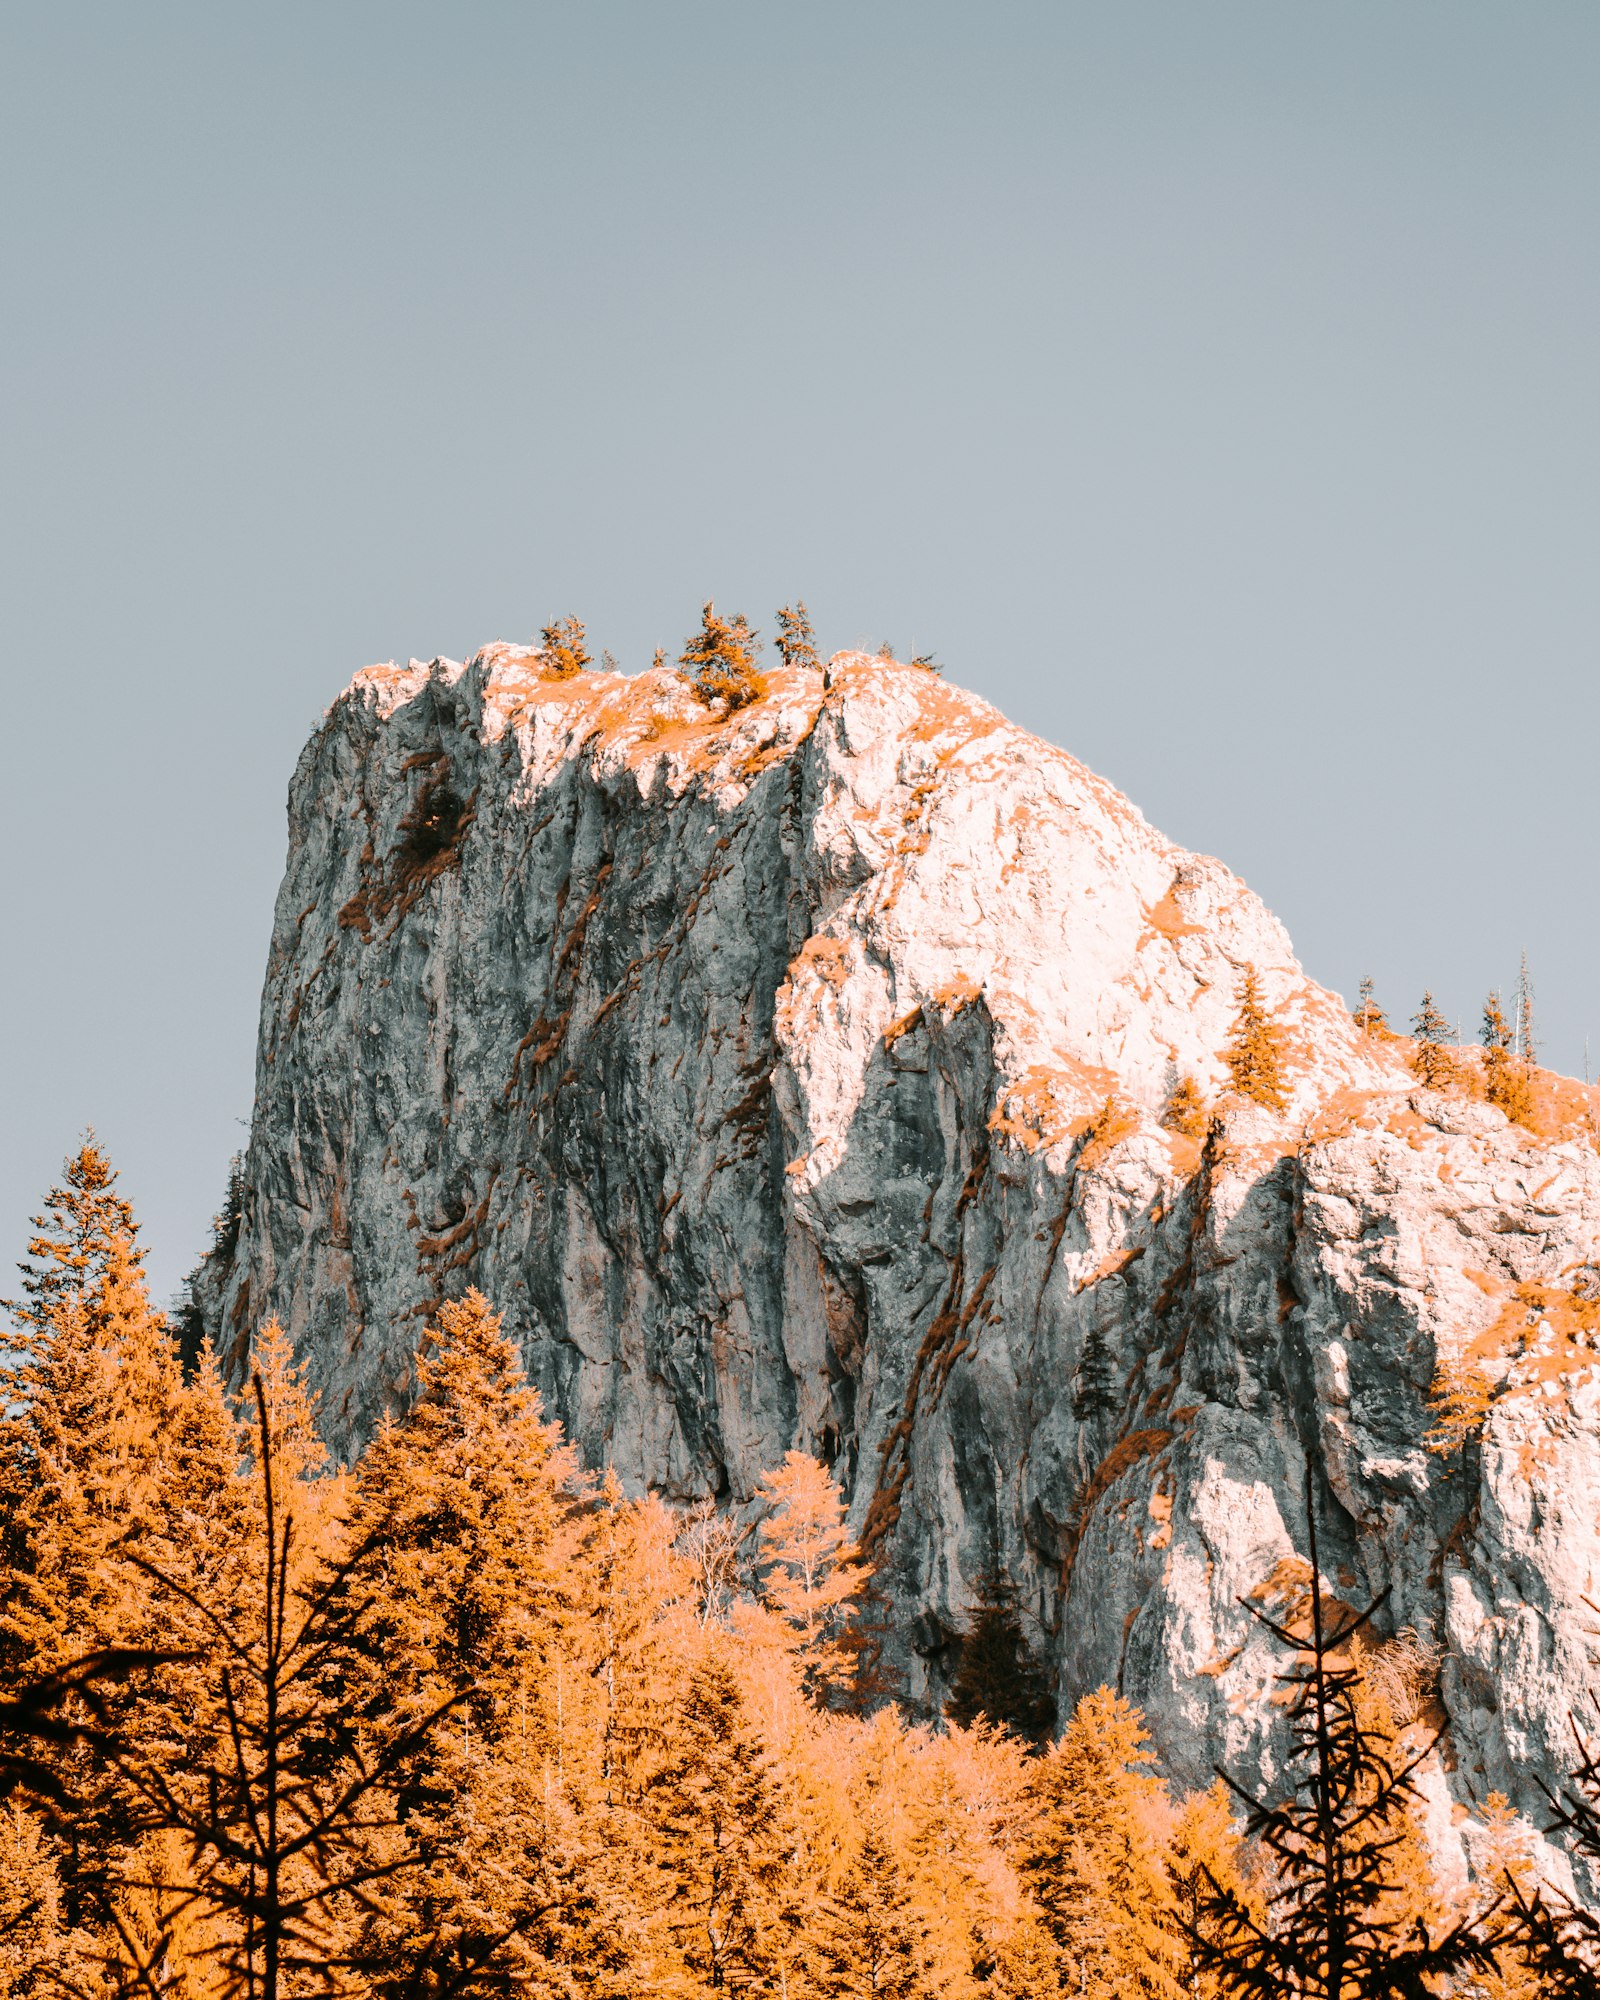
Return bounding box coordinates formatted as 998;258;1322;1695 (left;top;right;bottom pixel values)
644;1654;786;1990
679;602;766;711
1223;971;1290;1111
945;1570;1054;1744
773;602;820;674
814;1821;930;1997
755;1452;866;1699
1019;1685;1186;1998
1184;1473;1502;1998
1410;993;1456;1091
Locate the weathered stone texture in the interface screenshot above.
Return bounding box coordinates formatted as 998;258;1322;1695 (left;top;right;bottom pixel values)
194;643;1600;1867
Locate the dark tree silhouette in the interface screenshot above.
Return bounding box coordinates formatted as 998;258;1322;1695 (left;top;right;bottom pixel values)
1185;1470;1503;1998
944;1569;1055;1745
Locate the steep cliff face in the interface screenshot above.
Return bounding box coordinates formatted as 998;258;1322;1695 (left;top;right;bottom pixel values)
197;643;1600;1862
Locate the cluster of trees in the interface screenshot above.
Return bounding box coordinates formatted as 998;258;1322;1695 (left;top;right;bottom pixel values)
1166;963;1556;1133
1352;967;1544;1123
531;604;945;711
0;1143;1594;1996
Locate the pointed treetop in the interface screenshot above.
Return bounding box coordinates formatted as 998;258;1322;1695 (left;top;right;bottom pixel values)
1223;967;1290;1112
537;615;591;681
773;601;820;674
680;601;766;711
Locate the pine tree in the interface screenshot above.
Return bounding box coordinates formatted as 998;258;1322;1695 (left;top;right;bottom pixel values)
1410;992;1456;1090
1020;1685;1185;1998
756;1452;866;1698
774;602;820;674
680;601;767;711
1352;977;1388;1037
321;1290;593;1988
538;616;592;680
1073;1324;1119;1424
1223;969;1290;1111
644;1653;786;1990
101;1372;472;2000
1514;952;1537;1063
814;1821;930;1997
945;1570;1055;1744
0;1143;196;1934
1467;1794;1544;2000
1184;1473;1502;1997
1168;1781;1254;2000
1482;990;1534;1125
1162;1074;1209;1143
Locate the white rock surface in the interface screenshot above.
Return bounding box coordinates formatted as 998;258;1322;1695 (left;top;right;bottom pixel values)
194;644;1600;1870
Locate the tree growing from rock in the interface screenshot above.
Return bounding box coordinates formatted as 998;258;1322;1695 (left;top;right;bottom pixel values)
1223;969;1290;1111
680;601;766;711
1353;976;1388;1037
1162;1074;1208;1142
538;616;592;680
773;602;820;674
1411;992;1456;1091
1482;990;1534;1126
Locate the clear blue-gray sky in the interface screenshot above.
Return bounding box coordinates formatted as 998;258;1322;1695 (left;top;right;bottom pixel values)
4;3;1597;1306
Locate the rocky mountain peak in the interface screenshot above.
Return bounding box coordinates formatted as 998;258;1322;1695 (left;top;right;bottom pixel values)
193;639;1600;1883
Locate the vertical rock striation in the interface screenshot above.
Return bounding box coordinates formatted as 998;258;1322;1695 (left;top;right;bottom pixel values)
194;643;1600;1864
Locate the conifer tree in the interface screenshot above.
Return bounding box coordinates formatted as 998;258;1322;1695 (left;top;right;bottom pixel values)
104;1373;474;2000
814;1821;930;1997
945;1570;1055;1744
773;602;820;674
1184;1474;1502;1998
1352;977;1388;1037
321;1291;594;1988
1162;1074;1209;1143
1410;992;1456;1091
1020;1685;1186;1998
1482;991;1534;1125
1467;1795;1544;2000
680;601;766;711
756;1452;866;1698
0;1142;201;1936
1514;952;1537;1064
644;1654;786;1990
538;616;592;680
1073;1325;1119;1424
1223;970;1290;1112
325;1289;577;1765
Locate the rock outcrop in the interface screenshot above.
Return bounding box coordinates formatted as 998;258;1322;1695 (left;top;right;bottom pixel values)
194;643;1600;1871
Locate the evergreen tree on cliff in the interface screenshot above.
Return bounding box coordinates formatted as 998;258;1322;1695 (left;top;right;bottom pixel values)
538;615;592;680
945;1569;1055;1744
1481;990;1534;1126
1410;991;1456;1090
680;601;766;710
1223;969;1290;1111
1353;976;1388;1036
773;601;820;673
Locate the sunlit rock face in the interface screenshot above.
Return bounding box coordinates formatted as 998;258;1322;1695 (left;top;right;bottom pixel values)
195;643;1600;1867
